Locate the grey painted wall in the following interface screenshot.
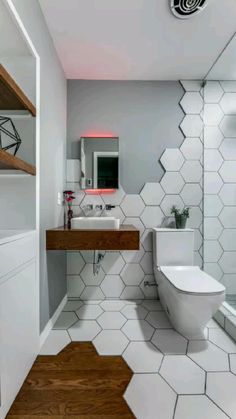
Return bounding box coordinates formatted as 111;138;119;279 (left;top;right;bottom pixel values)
12;0;67;332
67;81;184;193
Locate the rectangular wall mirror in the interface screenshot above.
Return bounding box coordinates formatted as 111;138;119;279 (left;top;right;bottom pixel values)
80;136;119;189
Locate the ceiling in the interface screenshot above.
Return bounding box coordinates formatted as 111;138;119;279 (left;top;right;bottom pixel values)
39;0;236;80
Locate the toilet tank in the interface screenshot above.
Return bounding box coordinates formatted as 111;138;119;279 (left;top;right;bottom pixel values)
153;228;194;267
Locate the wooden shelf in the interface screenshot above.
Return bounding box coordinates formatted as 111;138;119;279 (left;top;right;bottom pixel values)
46;225;140;251
0;64;36;116
0;149;36;176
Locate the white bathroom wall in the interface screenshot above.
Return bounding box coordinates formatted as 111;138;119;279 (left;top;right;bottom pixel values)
203;80;236;295
66;81;204;300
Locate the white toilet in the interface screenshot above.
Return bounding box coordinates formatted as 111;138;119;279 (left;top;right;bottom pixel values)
153;228;225;339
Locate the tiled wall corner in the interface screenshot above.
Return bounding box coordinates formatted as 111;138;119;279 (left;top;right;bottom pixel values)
66;81;204;300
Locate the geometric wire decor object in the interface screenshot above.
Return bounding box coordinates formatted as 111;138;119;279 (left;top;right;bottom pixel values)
170;0;208;19
0;116;21;156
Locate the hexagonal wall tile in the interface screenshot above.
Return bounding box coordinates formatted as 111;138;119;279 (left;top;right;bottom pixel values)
175;395;229;419
101;251;125;274
160;149;184;171
140;276;158;299
160;355;205;394
140;182;165;205
67;252;85;275
221;81;236;92
187;207;202;229
220;92;236;114
68;320;101;341
181;184;202;206
204;218;223;240
160;194;184;217
123;341;163;373
80;264;105;285
76;304;103;320
120;194;145;217
141;229;153;251
220;161;236;183
204;263;223;281
204;195;223;217
97;312;126;329
181;161;202;182
204;104;224;126
124;374;176;419
180;137;202;160
123;217;145;235
101;275;125;298
220;138;236;160
93;330;129;355
219;230;236;251
204;150;223;172
105;205;125;223
81;194;103;209
219;252;236;274
152;329;187;355
188;340;229;371
204;173;223;195
122;320;154;341
204;241;223;263
140;206;164;228
101;186;125;205
220;115;236;137
219;207;236;228
121;263;144;286
204;126;223;149
122;245;145;264
180;115;203;137
160;172;185;194
181;80;202;91
140;252;153;274
67;275;85;298
204;81;224;103
219;184;236;206
180;92;203;114
206;372;236;419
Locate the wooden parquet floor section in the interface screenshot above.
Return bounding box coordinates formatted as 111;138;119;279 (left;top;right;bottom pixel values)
7;342;135;418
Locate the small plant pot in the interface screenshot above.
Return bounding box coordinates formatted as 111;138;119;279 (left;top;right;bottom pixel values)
175;214;188;229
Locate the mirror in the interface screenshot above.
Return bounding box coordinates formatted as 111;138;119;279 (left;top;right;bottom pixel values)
80;136;119;189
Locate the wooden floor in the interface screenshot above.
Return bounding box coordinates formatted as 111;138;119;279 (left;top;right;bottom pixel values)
7;342;134;418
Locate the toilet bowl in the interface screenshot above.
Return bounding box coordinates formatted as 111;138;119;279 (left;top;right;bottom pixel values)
153;228;225;339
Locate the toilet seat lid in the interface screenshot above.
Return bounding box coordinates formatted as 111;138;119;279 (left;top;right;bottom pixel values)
160;266;225;295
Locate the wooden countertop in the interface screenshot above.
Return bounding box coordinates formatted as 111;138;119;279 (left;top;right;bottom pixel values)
46;225;140;251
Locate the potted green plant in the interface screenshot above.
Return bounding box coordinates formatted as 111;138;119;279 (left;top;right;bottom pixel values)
171;206;190;229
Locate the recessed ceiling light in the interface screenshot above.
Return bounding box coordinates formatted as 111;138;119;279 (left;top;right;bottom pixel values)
170;0;208;19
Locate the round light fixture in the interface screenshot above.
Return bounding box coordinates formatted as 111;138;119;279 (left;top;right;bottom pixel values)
170;0;208;19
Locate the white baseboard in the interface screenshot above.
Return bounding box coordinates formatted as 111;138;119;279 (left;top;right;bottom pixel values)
39;295;67;349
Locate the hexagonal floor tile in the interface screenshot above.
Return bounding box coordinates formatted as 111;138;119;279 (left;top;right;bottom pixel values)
123;341;163;373
140;206;164;228
124;373;176;419
76;304;103;320
120;194;145;217
53;312;78;329
40;330;71;355
122;320;154;341
100;300;125;311
160;355;205;394
68;320;101;341
180;115;203;137
101;251;125;274
175;395;228;419
101;275;125;298
180;92;203;114
188;340;229;371
208;328;236;353
152;329;188;355
120;286;144;300
63;300;84;312
207;372;236;419
97;311;126;329
122;305;148;320
160;172;185;194
141;300;163;311
140;182;165;205
146;311;172;329
160;149;184;171
80;286;105;300
93;330;129;355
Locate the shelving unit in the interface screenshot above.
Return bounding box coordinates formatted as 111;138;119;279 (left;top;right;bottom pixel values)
0;65;36;175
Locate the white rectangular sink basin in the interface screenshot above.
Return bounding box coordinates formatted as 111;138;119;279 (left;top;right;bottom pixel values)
71;217;120;230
